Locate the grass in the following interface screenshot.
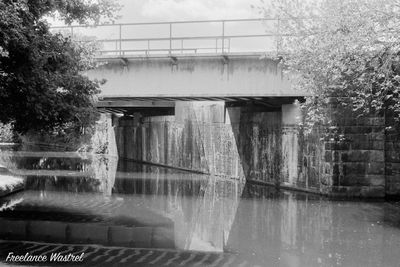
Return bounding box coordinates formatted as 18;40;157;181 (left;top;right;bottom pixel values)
0;173;24;192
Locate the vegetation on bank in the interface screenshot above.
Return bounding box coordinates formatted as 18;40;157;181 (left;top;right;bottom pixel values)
256;0;400;132
0;123;17;143
0;0;120;148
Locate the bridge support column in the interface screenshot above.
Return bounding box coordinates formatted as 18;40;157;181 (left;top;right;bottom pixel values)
281;102;301;186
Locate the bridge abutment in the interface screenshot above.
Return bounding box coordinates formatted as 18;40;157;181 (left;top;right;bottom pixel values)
101;99;400;198
108;101;326;193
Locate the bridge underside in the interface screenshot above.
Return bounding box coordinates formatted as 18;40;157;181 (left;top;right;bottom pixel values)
96;96;304;115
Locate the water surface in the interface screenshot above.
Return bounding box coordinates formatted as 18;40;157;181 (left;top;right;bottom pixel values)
0;152;400;266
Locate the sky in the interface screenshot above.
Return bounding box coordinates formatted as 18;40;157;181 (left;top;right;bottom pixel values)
51;0;275;54
115;0;261;23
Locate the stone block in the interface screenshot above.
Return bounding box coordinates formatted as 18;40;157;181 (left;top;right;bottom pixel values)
368;175;385;186
68;223;109;245
29;221;66;243
109;226;134;247
366;162;385;175
386;133;400;142
369;132;384;141
331;185;384;198
131;227;153;248
386;179;400;196
385;150;400;163
360;186;385;198
326;142;350;150
372;141;385;150
369;150;385;162
341;151;367;162
341;150;384;162
342;163;366;176
339;174;371;186
331;186;361;197
152;227;175;249
388;163;400;174
0;219;26;239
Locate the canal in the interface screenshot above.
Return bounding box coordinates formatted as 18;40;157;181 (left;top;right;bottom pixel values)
0;152;400;266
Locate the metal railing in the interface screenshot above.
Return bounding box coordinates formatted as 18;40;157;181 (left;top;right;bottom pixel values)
51;18;282;57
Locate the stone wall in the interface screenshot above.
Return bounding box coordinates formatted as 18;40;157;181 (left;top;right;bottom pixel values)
295;97;400;198
385;119;400;197
325;116;386;197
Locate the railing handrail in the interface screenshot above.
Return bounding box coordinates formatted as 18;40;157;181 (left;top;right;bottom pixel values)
50;18;270;29
91;34;278;43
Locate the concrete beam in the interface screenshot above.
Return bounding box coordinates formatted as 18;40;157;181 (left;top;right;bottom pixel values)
86;55;309;98
96;100;175;108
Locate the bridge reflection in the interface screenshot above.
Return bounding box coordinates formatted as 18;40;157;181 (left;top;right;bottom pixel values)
0;153;400;266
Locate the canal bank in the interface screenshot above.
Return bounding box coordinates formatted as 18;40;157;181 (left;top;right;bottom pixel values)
0;165;24;198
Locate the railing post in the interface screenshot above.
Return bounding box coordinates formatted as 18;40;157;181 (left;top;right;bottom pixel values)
276;17;280;55
119;24;122;56
71;26;74;38
169;23;172;55
181;39;183;54
221;20;225;54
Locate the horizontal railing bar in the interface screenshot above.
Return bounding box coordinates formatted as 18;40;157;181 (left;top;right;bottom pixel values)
95;34;276;43
94;52;279;60
99;48;198;52
50;18;272;29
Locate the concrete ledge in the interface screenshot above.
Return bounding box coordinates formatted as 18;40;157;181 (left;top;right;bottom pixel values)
247;179;323;195
0;172;25;198
0;219;176;249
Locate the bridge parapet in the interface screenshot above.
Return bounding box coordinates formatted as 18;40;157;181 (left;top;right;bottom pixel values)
52;19;308;110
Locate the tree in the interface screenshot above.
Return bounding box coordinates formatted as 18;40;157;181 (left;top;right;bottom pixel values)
254;0;400;130
0;0;120;133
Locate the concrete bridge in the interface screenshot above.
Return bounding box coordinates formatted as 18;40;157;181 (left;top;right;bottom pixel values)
53;19;308;114
87;53;306;114
54;19;329;196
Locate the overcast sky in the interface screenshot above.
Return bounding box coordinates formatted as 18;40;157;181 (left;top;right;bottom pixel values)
51;0;274;54
116;0;261;22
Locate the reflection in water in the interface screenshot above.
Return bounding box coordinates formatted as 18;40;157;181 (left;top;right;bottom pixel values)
0;152;400;266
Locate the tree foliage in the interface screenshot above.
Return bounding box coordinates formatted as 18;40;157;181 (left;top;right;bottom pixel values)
255;0;400;130
0;0;119;133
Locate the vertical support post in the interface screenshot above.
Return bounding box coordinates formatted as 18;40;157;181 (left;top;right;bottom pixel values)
221;21;225;54
215;38;218;53
276;18;280;55
71;26;74;38
181;39;183;54
169;23;172;55
147;40;150;55
119;24;122;56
